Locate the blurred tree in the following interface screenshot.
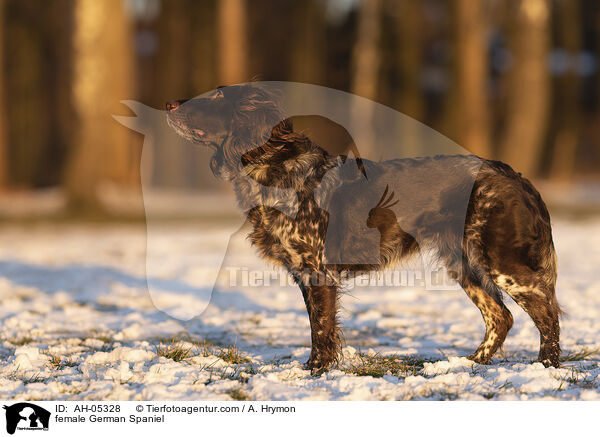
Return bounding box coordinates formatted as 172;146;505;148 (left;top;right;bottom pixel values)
243;1;293;82
0;0;7;188
499;0;551;177
189;1;222;189
447;0;491;158
4;1;73;189
4;1;48;188
190;1;217;93
384;0;424;157
43;0;75;188
218;0;248;85
290;0;326;85
153;0;192;189
351;0;381;157
549;0;581;180
151;0;221;190
325;2;355;92
352;0;381;104
393;0;423;122
64;0;136;213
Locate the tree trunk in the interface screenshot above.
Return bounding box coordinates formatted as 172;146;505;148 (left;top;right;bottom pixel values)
351;0;382;159
0;0;7;188
64;0;136;213
499;0;551;178
290;0;326;85
189;1;222;189
352;0;381;103
388;0;423;157
393;0;423;121
4;1;48;188
217;0;248;85
449;0;492;158
153;0;192;189
549;0;581;181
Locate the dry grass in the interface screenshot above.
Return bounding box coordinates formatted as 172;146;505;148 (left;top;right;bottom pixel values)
48;354;78;370
343;352;425;378
155;339;194;362
155;336;249;365
217;340;249;365
8;336;34;346
22;373;46;384
553;366;599;390
560;347;600;362
196;340;217;357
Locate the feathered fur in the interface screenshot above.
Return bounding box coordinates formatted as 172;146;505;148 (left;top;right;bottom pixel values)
167;84;562;372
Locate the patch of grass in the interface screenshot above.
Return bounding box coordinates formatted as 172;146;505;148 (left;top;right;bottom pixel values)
196;341;217;357
6;368;50;385
553;379;567;393
155;338;194;362
554;368;598;390
203;360;260;386
22;373;46;384
48;354;78;370
155;336;251;366
226;387;250;401
497;380;515;391
9;336;34;346
560;348;600;362
217;340;249;365
343;352;425;378
210;366;249;384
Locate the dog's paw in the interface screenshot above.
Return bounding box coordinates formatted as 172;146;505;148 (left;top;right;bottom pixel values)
305;357;334;376
309;366;328;377
538;359;558;368
538;355;560;368
466;352;491;365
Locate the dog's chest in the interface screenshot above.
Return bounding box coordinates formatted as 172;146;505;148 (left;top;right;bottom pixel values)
248;197;327;271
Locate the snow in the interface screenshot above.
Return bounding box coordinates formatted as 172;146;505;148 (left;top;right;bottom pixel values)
0;217;598;400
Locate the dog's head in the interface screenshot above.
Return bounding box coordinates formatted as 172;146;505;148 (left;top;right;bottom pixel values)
166;84;283;180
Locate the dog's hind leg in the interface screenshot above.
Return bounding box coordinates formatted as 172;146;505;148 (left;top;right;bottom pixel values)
483;210;561;367
461;278;514;364
474;176;561;367
493;273;561;367
438;242;512;364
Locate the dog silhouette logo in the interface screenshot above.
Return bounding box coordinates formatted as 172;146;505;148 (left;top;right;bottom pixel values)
3;403;50;434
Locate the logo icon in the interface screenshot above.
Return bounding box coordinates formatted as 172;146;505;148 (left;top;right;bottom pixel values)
3;403;50;434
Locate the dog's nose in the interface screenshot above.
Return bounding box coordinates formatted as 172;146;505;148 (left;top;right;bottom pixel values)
166;100;183;112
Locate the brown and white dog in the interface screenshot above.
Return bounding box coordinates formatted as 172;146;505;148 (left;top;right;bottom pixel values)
166;84;561;373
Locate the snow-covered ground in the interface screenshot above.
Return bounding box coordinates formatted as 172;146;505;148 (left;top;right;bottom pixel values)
0;216;599;400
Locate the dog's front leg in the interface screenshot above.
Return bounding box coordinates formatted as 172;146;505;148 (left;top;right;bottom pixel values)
298;274;341;375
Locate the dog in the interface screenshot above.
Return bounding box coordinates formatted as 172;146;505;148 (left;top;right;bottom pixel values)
166;84;561;372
